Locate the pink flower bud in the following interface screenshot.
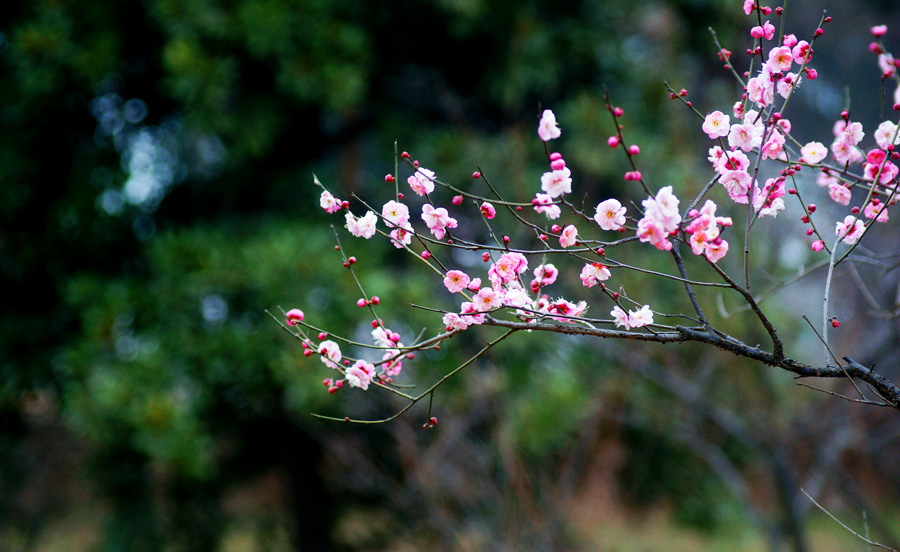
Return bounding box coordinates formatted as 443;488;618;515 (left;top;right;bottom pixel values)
806;68;817;79
550;159;566;171
549;152;563;161
371;296;380;305
628;145;640;155
472;171;481;179
422;250;432;260
831;318;840;328
285;308;305;326
812;240;824;252
304;349;314;357
318;332;327;340
385;174;395;182
482;252;491;262
613;107;624;117
452;195;463;205
357;298;368;307
607;136;620;148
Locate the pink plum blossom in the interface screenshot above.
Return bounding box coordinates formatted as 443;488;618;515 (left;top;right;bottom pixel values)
767;46;793;72
320;190;342;213
611;306;631;329
421;204;458;239
345;211;378;239
629;305;654;328
533;193;561;219
531;264;559;288
702;111;731;139
382;200;409;227
480;202;496;219
473;287;501;312
580;262;611;287
728;122;763;151
318;340;342;369
705;239;729;263
390;225;413;249
721;170;752;202
443;270;471;293
874;121;899;149
835;215;865;244
594;198;627;230
408;168;436;196
541;167;573;198
345;360;374;390
801;142;828;164
828;183;851;206
864;200;889;222
538;109;561;141
286;309;305;326
559;224;578;248
872;25;888;37
443;312;470;331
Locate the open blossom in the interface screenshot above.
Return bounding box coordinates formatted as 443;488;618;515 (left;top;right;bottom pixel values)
408;167;436;196
443;312;470;331
371;326;396;348
747;76;774;107
533;193;561;219
594;198;627;230
559;224;578;248
715;149;750;174
345;211;378;239
776;73;800;99
864;200;889;222
541;167;573;198
473;287;501;312
831;138;858;164
502;284;531;308
865;160;899;185
318;340;342;369
488;253;528;287
641;186;680;232
761;130;785;160
874;121;900;150
345;360;374;390
382;200;409;227
320;190;342;213
611;305;653;329
728;122;763;151
720;170;752;202
531;264;558;289
421;204;458;239
550;298;587;323
636;217;672;251
538;109;561;141
629;305;654;328
480;202;496;219
705;239;729;263
841;122;865;146
389;224;413;249
443;270;470;293
767;46;793;72
611;306;631;329
828;183;851;206
702;111;730;139
580;262;611;287
752;178;785;217
801;141;828;164
836;215;865;244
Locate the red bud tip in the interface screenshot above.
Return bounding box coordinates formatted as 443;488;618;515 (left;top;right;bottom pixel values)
808;204;816;213
401;151;410;159
607;136;620;148
515;205;523;211
348;256;357;264
341;201;350;209
472;171;481;179
384;174;395;182
371;296;380;305
318;332;327;340
421;250;432;260
613;107;624;117
831;319;840;328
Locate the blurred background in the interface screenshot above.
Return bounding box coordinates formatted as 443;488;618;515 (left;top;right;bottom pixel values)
4;0;900;550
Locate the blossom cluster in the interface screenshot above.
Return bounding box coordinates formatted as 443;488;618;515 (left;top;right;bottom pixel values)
288;4;900;398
